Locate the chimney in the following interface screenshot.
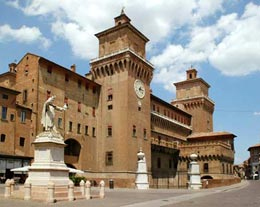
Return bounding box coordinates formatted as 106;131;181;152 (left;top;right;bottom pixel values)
8;63;17;73
70;64;76;72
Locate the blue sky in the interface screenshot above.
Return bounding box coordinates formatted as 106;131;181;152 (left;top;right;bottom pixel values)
1;0;260;164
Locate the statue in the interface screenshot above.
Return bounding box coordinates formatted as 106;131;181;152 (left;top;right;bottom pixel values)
41;96;68;132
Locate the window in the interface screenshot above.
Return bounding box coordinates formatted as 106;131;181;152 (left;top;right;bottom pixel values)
106;151;113;166
65;74;69;82
92;127;96;137
2;94;8;99
85;83;89;90
69;121;73;132
152;104;155;111
78;102;81;112
10;114;15;121
108;105;113;110
143;128;147;139
19;137;25;146
47;66;52;74
157;157;161;169
92;107;96;117
58;118;62;128
21;111;26;123
77;123;81;134
203;163;209;173
107;126;112;137
1;134;6;142
157;106;159;113
47;90;51;99
85;125;88;135
108;94;113;101
64;97;68;105
23;90;28;103
1;107;7;120
78;80;82;88
164;110;166;116
222;163;225;174
132;125;136;137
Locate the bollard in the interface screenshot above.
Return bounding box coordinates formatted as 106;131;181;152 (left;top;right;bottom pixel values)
4;179;11;198
99;180;105;199
80;180;85;196
85;180;91;200
24;181;31;201
68;180;74;201
10;179;15;194
47;181;55;203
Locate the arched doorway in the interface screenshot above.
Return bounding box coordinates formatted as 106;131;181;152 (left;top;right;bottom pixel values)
64;138;81;168
201;175;213;180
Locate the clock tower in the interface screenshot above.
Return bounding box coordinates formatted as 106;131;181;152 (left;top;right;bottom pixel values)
90;10;154;186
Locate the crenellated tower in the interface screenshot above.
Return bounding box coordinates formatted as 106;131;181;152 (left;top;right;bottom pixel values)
171;68;215;133
90;10;154;184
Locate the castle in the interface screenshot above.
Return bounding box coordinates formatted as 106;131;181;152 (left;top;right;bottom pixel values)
0;11;236;187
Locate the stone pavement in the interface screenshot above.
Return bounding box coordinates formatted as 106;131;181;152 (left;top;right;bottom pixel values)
0;181;249;207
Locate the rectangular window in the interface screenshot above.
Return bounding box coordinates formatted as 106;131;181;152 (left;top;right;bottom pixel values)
93;86;96;94
107;94;113;101
92;107;96;117
132;125;136;137
92;127;96;137
1;107;7;120
107;126;112;137
10;114;15;121
2;94;8;99
77;123;81;134
106;151;113;166
143;128;147;139
108;105;113;110
0;134;6;142
204;163;209;173
21;111;26;123
19;137;25;146
85;125;88;135
69;121;73;132
58;118;62;128
78;102;81;112
23;90;28;103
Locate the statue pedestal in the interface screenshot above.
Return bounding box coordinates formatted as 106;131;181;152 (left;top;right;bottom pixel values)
188;154;202;190
135;150;149;190
26;131;69;186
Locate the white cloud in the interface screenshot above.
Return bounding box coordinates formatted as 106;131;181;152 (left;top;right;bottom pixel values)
0;24;51;49
254;112;260;116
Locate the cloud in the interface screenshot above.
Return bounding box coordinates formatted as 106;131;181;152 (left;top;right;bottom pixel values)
254;112;260;116
0;24;51;49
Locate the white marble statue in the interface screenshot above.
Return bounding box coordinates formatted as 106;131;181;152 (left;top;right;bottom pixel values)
41;96;67;132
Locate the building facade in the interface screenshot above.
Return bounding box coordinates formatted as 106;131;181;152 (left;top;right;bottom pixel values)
0;11;236;187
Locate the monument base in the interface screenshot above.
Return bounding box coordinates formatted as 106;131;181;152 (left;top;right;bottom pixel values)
26;131;70;186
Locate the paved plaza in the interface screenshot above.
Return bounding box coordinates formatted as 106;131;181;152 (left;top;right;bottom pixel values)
0;180;254;207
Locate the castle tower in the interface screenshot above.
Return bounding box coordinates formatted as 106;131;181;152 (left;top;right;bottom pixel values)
90;10;154;186
171;68;214;133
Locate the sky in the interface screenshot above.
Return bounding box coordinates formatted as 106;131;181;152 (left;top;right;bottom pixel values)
1;0;260;164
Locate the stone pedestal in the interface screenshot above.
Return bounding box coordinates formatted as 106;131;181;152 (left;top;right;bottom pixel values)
135;149;149;189
188;154;202;190
26;131;69;186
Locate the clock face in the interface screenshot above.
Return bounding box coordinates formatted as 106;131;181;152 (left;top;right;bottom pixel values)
134;79;145;99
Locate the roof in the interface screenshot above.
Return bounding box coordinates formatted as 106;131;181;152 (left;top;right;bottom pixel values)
151;94;192;117
248;143;260;151
0;86;20;95
187;131;236;140
21;53;101;87
174;77;210;88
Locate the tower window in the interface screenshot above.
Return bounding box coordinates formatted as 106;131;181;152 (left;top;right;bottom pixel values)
85;125;89;135
1;134;6;142
92;107;96;117
143;128;147;139
69;121;73;132
108;105;113;110
19;137;25;146
2;94;8;99
108;94;113;101
23;90;28;103
47;66;52;74
77;123;81;134
21;111;26;123
78;102;81;112
132;125;136;137
107;126;112;137
65;74;69;82
93;86;96;94
92;127;96;137
1;107;7;120
106;151;113;166
203;163;209;173
78;80;82;88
